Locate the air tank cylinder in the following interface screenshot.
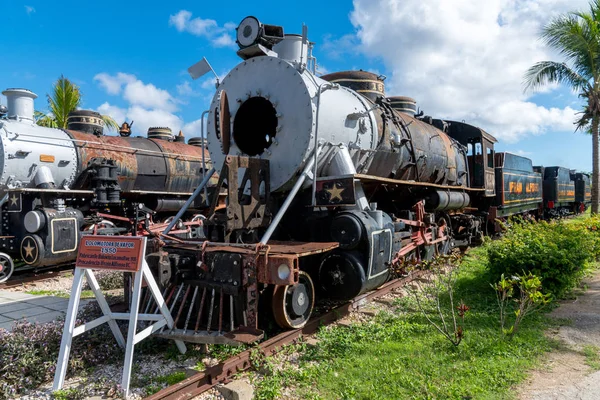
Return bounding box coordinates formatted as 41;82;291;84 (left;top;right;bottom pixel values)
426;191;470;211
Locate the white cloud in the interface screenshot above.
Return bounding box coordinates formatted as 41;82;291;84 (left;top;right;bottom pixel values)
94;72;136;95
95;72;177;112
97;102;127;125
345;0;588;142
25;5;35;14
93;72;216;138
213;33;235;48
169;10;237;48
183;118;205;138
177;81;194;96
123;80;176;111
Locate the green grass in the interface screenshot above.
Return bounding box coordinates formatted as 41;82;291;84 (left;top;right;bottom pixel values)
583;345;600;370
155;371;187;386
26;289;95;299
254;247;561;400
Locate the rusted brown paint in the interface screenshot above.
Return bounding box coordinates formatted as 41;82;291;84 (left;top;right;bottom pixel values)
219;90;231;154
67;130;215;193
256;254;299;285
67;130;139;190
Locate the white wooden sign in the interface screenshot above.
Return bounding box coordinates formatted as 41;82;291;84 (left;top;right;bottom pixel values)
53;236;186;397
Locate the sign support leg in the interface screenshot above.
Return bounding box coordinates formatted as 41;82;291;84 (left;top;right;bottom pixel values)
121;268;143;396
53;268;85;390
141;261;187;354
83;269;125;347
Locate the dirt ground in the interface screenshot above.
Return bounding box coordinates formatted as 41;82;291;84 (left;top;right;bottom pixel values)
517;272;600;399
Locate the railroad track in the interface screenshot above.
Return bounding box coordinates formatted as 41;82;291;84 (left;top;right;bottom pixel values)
0;266;74;290
145;269;426;400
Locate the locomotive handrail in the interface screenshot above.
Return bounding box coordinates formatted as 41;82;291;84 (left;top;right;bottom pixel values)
261;143;324;244
9;132;210;162
162;168;216;235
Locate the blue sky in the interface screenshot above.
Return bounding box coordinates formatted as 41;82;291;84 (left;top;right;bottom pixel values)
1;0;593;172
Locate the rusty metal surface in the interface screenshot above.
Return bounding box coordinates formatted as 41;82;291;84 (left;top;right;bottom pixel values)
67;130;139;191
203;241;340;257
150;139;216;191
67;130;215;193
144;270;425;400
205;156;271;242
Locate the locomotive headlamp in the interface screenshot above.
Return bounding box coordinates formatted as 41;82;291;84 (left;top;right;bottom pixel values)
277;263;291;280
236;16;284;50
237;16;261;48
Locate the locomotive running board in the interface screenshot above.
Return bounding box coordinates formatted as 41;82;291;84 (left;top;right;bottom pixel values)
154;326;264;346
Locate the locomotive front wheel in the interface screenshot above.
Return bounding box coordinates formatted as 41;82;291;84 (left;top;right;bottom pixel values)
272;271;315;329
0;253;15;283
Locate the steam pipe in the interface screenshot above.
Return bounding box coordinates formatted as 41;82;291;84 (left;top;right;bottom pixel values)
260;143;324;244
163;167;216;235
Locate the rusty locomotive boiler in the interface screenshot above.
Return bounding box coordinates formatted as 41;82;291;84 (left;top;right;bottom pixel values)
139;16;505;346
0;89;217;282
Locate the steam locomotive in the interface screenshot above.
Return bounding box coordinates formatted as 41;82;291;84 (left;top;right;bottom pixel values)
84;17;588;345
0;88;217;282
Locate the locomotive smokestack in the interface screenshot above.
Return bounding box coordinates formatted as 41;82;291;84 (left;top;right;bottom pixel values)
1;88;37;123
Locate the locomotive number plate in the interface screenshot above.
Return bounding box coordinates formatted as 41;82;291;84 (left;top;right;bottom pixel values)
76;235;145;272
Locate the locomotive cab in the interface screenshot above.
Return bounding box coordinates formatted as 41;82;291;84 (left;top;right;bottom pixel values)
445;121;497;197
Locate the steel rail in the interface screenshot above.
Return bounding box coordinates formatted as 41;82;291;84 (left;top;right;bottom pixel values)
144;269;426;400
0;266;75;289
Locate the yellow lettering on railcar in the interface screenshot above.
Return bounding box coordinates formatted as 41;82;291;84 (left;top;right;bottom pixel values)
509;182;523;194
525;182;539;193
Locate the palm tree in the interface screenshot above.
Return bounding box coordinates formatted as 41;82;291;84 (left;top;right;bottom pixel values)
524;0;600;214
35;75;119;131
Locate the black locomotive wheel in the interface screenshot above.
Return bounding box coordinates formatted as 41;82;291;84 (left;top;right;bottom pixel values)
0;253;15;283
272;271;315;329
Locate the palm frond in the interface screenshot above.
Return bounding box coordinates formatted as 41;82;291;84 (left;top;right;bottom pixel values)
101;114;120;131
34;110;58;128
47;75;81;128
523;61;590;93
541;14;599;80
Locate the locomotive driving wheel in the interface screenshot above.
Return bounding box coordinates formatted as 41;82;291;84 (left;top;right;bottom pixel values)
0;253;15;283
272;271;315;329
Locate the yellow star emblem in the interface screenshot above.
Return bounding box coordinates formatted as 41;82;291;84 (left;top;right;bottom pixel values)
23;240;35;259
9;194;18;206
200;191;207;204
326;185;345;202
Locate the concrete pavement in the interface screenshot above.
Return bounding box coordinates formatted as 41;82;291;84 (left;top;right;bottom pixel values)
0;290;89;331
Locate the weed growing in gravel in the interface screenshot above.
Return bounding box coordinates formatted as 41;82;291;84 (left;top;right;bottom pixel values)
52;387;85;400
25;289;95;299
583;345;600;370
408;254;469;346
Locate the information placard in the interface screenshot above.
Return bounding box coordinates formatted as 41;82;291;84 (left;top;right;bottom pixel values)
76;235;144;272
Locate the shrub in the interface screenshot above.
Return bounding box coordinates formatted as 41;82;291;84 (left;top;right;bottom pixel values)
0;304;122;399
486;218;598;297
492;272;552;337
83;270;124;291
